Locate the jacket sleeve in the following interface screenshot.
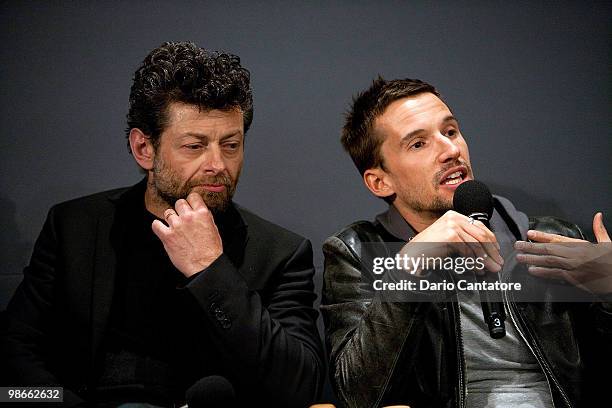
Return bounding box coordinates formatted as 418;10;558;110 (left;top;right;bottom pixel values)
183;238;324;407
320;235;443;408
1;206;85;406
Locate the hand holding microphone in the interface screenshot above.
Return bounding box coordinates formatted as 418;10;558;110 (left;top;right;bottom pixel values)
397;180;505;338
453;180;506;339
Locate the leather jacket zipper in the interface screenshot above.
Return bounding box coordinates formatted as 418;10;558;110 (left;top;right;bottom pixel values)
502;287;572;408
452;296;467;408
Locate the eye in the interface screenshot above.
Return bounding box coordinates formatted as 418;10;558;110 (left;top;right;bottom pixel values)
184;144;203;150
223;142;240;151
411;140;425;149
446;128;458;137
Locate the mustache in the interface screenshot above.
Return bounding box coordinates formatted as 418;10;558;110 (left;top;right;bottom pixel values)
434;160;471;182
188;174;233;188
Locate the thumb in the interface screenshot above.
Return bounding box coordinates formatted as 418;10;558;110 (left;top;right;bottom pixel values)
593;212;611;243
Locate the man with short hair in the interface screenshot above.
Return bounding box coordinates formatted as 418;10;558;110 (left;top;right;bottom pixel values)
321;77;611;407
2;42;323;407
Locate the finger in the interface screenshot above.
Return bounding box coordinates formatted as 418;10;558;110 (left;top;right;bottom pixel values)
163;208;180;226
151;219;170;239
515;241;584;263
526;229;583;244
527;266;586;289
462;222;504;267
462;218;496;242
514;240;551;255
456;229;501;273
515;253;573;270
186;192;208;211
471;220;501;250
527;266;569;282
175;198;194;216
593;212;611;243
453;228;482;260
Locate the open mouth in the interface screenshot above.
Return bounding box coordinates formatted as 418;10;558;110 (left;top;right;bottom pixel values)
440;167;467;186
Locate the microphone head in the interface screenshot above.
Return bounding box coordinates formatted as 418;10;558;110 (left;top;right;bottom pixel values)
186;375;235;408
453;180;494;220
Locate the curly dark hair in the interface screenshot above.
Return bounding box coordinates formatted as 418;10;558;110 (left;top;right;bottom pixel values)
341;76;440;176
126;41;253;151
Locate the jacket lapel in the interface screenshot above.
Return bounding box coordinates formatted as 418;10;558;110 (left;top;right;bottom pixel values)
89;180;145;361
220;205;249;271
90;210;117;361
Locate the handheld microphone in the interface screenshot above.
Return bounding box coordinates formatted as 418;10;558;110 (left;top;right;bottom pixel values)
185;375;236;408
453;180;506;339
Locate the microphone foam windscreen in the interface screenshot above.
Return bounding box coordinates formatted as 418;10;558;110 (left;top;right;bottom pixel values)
453;180;494;219
186;375;235;408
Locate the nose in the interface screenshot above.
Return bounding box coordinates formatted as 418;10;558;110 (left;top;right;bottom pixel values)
200;144;226;174
436;133;460;163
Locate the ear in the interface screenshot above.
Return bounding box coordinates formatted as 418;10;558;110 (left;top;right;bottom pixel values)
129;128;155;171
364;167;395;199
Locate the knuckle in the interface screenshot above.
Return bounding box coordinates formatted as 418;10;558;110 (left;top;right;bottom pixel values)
449;211;461;221
158;228;171;239
564;259;577;271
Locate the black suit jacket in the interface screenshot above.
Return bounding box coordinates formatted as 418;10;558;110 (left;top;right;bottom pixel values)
2;181;324;407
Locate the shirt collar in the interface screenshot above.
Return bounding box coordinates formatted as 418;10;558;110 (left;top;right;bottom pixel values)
375;204;417;242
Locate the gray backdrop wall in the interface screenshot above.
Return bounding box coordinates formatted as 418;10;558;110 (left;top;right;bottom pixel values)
1;1;611;400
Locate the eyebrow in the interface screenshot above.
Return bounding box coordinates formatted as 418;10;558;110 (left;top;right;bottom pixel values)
400;128;426;146
183;131;243;141
399;115;459;145
442;115;459;125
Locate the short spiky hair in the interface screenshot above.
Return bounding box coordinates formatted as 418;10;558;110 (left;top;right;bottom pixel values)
341;77;440;175
126;41;253;151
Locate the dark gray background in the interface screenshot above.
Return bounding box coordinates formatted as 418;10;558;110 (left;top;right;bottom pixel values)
1;1;611;402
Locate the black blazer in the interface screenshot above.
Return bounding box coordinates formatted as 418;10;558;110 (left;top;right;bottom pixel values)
2;181;324;407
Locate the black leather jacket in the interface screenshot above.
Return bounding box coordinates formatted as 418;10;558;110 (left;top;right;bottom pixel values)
321;205;612;408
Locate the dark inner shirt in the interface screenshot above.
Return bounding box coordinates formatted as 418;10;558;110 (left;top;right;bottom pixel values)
96;191;218;406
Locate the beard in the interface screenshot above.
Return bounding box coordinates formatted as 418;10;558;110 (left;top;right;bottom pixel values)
151;154;240;215
395;160;472;217
395;185;451;217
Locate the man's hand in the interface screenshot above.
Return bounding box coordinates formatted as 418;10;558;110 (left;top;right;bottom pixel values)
152;192;223;277
402;210;504;275
514;212;612;294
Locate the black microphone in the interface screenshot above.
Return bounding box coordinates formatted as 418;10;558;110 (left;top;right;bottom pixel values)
453;180;506;339
185;375;236;408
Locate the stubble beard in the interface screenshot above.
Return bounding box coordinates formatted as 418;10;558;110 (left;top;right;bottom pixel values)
398;185;451;219
151;155;239;215
396;160;472;218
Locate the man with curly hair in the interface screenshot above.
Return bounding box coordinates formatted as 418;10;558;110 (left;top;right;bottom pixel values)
2;42;324;407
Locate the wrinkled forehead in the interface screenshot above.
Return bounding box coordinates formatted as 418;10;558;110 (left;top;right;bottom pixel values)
165;102;243;124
